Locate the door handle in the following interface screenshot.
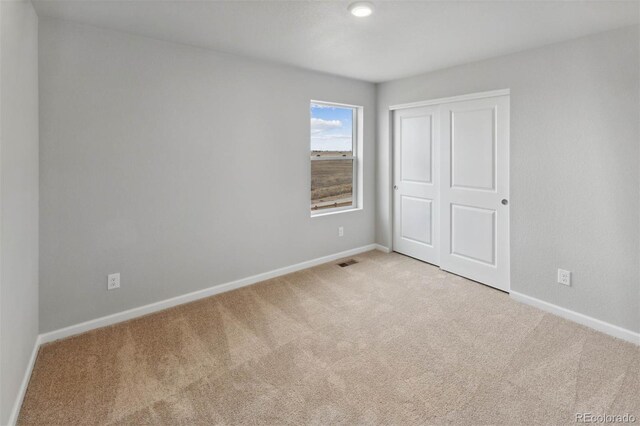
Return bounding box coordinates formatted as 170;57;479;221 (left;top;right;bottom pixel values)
393;185;398;190
501;199;508;206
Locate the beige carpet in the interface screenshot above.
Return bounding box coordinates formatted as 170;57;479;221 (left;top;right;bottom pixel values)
19;251;639;425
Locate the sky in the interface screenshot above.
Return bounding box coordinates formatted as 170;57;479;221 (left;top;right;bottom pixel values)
310;103;353;152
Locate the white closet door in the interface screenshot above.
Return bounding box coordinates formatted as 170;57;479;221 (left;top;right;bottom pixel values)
439;95;510;291
392;106;440;265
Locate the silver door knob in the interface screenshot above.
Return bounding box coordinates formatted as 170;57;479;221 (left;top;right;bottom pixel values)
501;199;508;205
393;185;398;190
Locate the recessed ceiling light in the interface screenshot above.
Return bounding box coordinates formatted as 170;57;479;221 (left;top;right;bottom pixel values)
348;1;374;18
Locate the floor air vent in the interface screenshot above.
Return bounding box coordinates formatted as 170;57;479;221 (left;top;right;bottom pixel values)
338;259;358;267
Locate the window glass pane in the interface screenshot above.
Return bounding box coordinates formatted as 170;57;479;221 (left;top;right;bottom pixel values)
311;159;353;211
310;103;353;155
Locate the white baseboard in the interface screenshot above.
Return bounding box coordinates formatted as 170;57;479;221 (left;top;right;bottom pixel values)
39;244;383;345
510;291;639;346
8;335;41;426
374;244;391;253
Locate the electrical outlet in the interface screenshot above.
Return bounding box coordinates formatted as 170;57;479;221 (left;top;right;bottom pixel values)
338;226;344;237
108;273;120;290
557;269;571;286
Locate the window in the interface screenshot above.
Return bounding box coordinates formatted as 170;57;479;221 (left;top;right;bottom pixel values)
310;101;361;215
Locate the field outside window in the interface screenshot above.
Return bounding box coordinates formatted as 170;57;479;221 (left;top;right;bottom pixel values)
310;102;360;214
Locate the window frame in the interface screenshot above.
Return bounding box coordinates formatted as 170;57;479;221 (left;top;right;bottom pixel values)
310;100;363;217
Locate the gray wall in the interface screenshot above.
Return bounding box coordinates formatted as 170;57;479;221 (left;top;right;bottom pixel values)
39;18;376;333
377;26;640;333
0;0;39;424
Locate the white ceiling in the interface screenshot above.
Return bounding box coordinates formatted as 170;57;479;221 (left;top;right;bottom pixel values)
32;0;639;83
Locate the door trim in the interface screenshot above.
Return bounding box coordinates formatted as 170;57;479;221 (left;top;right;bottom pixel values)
389;89;510;111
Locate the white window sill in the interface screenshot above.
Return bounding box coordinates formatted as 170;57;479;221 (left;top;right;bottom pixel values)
311;207;362;218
